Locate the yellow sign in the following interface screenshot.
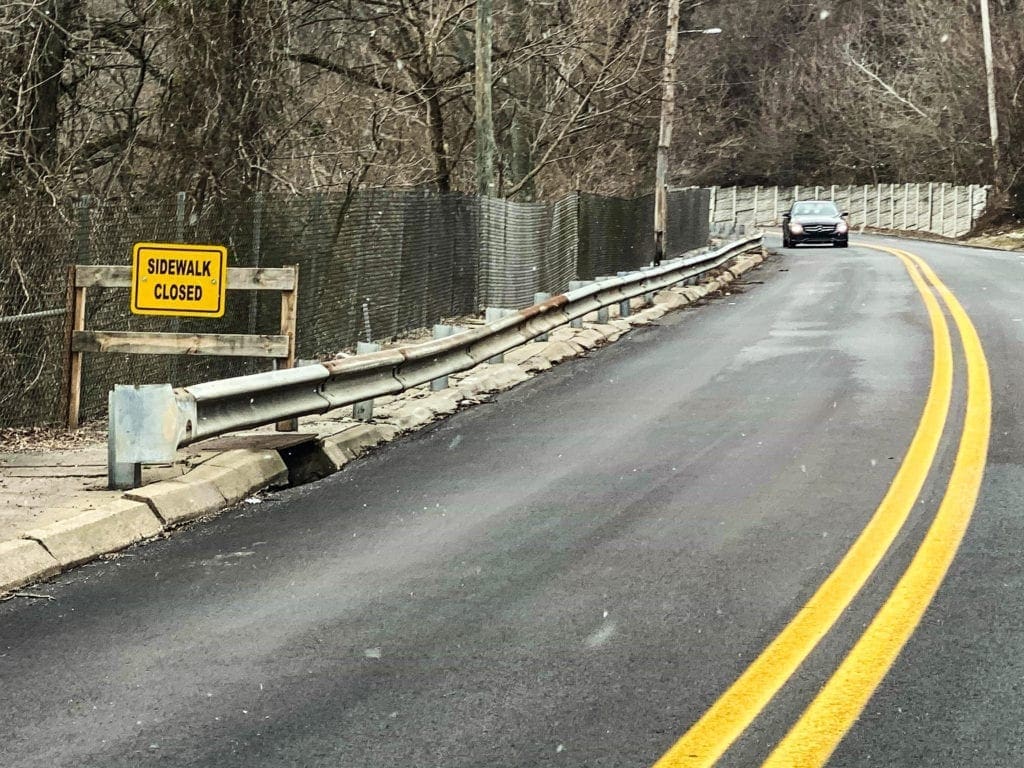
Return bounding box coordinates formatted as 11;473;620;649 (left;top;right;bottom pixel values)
131;242;227;318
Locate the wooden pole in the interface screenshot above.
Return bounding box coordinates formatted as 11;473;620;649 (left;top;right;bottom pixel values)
980;0;1001;183
654;0;681;265
475;0;495;197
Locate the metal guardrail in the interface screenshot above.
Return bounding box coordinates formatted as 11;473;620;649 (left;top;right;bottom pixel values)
108;234;763;488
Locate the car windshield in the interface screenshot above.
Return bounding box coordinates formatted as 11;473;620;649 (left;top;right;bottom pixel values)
792;202;839;216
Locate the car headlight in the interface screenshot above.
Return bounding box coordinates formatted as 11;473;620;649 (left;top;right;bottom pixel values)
789;222;804;234
835;221;849;234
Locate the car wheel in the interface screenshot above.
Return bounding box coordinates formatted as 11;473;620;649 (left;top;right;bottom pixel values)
782;234;791;248
834;241;848;248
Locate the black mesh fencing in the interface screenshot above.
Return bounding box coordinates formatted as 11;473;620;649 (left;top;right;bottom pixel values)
478;194;579;308
0;187;710;427
577;193;655;279
667;187;711;255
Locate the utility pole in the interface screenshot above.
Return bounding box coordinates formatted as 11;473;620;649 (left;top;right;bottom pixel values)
475;0;496;196
654;0;681;265
980;0;1000;183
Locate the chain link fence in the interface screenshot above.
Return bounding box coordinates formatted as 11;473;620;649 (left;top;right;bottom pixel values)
0;187;710;428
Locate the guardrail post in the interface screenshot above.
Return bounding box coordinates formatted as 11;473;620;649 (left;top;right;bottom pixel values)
594;278;613;323
485;308;515;362
616;273;632;317
431;325;454;390
567;282;590;328
533;293;551;340
353;341;381;420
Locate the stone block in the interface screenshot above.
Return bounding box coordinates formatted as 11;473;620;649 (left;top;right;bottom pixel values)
653;291;687;310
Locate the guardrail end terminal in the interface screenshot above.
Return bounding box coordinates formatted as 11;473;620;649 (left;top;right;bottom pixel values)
107;384;180;490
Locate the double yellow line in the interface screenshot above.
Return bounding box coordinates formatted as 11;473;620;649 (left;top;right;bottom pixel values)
653;245;991;767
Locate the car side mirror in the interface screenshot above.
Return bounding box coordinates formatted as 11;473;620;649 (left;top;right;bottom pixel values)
841;211;849;217
782;213;791;221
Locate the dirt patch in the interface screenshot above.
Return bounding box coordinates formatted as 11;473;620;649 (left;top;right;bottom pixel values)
965;228;1024;251
0;424;107;454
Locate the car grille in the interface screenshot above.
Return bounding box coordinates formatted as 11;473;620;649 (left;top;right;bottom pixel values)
803;224;836;234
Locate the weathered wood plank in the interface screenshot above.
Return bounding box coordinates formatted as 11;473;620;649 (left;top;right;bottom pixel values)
231;267;296;291
72;330;289;357
75;265;131;288
65;267;86;429
75;265;296;291
276;264;300;432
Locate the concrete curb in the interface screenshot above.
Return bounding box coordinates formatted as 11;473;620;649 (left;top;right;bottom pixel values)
318;423;400;472
126;449;289;526
23;500;163;568
0;540;60;592
126;476;227;526
0;248;768;596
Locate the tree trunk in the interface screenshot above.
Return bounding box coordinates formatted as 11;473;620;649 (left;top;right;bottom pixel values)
425;87;452;193
2;0;80;192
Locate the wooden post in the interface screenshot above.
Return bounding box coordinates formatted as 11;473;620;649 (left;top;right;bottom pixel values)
475;0;495;196
772;186;779;223
863;184;869;226
276;264;300;432
981;0;1001;182
914;184;921;230
876;186;882;228
653;0;680;263
65;266;86;429
752;185;760;227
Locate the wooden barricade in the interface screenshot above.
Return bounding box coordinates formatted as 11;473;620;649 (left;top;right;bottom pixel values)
65;264;298;430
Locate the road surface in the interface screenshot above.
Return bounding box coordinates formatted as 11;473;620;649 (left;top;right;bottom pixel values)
1;234;1021;766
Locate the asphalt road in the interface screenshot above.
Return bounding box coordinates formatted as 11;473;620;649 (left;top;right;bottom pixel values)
1;234;1021;766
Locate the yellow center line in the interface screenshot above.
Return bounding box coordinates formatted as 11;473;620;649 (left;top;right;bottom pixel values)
762;247;991;767
652;244;954;767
